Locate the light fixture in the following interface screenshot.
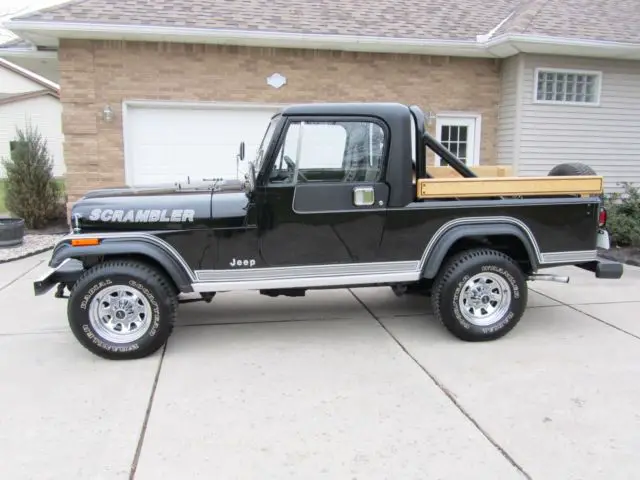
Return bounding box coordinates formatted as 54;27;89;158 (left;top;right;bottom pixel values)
424;110;437;126
266;73;287;89
102;105;114;122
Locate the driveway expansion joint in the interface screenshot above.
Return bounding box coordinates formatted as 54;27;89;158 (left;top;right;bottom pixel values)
348;289;532;480
129;343;167;479
0;258;45;293
530;287;640;342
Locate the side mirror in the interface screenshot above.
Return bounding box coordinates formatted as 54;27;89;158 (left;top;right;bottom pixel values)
238;141;245;161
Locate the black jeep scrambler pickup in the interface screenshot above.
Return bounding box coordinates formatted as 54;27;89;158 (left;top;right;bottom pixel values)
34;102;623;360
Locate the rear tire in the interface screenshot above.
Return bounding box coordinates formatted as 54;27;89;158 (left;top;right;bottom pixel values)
431;248;528;342
67;260;178;360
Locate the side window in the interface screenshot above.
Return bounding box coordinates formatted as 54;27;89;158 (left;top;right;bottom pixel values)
269;119;385;184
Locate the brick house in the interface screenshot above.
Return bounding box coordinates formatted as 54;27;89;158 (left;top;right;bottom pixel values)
2;0;640;208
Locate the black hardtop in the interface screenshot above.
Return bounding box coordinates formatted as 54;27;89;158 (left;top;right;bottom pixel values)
280;102;412;120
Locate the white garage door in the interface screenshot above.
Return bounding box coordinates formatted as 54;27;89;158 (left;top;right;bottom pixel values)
125;103;280;186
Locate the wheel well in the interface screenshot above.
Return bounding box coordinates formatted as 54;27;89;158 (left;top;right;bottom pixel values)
441;235;534;274
78;253;182;294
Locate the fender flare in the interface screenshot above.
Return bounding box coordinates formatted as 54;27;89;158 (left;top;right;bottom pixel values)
49;236;195;293
421;223;540;279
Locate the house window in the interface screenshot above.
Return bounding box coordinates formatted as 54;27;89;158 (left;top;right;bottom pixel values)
535;69;601;105
435;115;480;166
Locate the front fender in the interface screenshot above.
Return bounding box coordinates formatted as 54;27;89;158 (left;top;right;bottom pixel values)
421;223;540;279
48;235;195;293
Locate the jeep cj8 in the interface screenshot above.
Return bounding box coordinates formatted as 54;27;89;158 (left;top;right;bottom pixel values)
33;102;623;360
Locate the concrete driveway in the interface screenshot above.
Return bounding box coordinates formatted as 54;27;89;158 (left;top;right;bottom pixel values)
1;252;639;480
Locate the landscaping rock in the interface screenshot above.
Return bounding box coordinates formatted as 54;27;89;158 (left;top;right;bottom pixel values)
0;233;64;264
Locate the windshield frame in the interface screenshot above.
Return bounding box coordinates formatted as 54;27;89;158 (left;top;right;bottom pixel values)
253;114;281;172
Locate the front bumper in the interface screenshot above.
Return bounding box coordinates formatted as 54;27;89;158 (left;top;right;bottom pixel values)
576;257;624;279
33;259;85;296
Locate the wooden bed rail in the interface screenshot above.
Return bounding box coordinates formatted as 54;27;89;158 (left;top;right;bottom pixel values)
417;175;604;199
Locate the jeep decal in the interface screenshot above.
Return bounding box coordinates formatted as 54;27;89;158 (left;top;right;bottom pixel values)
88;208;195;223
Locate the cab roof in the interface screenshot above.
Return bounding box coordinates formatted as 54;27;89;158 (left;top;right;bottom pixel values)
280;102;411;118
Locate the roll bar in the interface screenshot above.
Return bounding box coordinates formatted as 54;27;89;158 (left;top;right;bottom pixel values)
408;104;477;179
423;130;478;178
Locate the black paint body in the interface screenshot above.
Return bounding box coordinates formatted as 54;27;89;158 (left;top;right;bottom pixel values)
64;102;602;283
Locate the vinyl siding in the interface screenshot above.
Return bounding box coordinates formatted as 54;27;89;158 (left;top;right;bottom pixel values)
0;95;65;177
518;54;640;192
497;56;519;166
0;66;43;93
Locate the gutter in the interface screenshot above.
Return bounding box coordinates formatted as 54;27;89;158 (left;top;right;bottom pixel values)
0;20;494;57
0;56;60;90
0;89;59;106
4;19;640;60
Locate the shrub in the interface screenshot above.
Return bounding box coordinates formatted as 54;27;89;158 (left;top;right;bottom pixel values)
604;182;640;247
0;124;62;229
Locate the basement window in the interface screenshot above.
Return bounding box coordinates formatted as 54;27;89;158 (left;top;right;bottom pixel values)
535;68;602;105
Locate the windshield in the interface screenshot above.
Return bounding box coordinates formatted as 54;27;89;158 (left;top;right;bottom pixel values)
253;114;280;171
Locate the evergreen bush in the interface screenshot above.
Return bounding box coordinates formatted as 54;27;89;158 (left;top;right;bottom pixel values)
604;182;640;247
1;124;62;229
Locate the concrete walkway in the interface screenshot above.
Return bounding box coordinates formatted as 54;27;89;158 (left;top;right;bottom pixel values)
1;253;639;479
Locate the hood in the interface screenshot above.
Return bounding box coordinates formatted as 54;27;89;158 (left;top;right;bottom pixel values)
71;178;250;232
81;178;246;200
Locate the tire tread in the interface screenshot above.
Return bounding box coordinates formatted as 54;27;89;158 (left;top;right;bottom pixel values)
431;248;526;341
68;259;178;360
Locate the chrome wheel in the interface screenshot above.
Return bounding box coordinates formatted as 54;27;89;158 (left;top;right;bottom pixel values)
88;285;153;344
458;272;512;327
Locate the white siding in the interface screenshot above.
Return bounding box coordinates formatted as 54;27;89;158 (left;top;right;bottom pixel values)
0;95;65;177
497;56;519;166
518;54;640;192
0;66;43;93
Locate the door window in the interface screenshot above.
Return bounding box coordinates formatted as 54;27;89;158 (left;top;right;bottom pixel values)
269;120;385;184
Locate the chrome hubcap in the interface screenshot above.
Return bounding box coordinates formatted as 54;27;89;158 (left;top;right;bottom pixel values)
458;272;512;326
89;285;152;343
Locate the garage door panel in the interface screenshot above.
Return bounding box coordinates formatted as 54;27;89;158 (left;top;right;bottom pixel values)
126;105;278;186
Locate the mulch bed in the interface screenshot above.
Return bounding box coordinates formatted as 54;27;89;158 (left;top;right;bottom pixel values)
598;246;640;267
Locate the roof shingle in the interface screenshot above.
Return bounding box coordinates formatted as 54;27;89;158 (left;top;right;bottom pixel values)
9;0;640;45
508;0;640;44
12;0;518;41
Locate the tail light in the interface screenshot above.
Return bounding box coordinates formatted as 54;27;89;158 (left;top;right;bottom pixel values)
598;206;607;227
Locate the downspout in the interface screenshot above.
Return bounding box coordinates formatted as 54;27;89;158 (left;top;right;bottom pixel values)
513;53;525;175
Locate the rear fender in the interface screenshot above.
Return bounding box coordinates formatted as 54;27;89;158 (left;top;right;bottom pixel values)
48;235;195;293
421;223;540;279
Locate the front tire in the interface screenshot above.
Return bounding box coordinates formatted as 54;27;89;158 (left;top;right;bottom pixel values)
431;248;528;342
67;260;178;360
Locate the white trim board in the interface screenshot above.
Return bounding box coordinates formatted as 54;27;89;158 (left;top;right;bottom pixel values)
6;20;640;60
434;112;482;166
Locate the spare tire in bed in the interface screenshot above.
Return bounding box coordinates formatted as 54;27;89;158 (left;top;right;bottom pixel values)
548;162;604;200
548;162;597;176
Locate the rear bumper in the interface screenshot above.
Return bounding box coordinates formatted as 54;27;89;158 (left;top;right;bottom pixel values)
33;259;85;296
576;258;624;279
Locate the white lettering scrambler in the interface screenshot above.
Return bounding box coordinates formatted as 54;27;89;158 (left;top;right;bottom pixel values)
88;208;195;223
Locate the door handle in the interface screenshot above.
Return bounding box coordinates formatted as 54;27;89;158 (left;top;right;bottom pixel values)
353;186;375;206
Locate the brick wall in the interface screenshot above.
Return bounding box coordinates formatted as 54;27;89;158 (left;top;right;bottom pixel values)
58;39;501;204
